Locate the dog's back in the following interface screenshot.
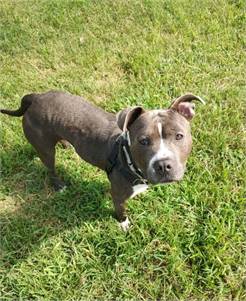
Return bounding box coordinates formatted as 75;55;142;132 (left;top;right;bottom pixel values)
1;90;121;175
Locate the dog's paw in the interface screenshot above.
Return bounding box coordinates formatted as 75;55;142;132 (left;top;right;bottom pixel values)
58;185;67;193
51;177;66;192
119;217;130;231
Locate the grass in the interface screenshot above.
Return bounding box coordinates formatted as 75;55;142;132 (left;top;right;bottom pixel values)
0;0;245;299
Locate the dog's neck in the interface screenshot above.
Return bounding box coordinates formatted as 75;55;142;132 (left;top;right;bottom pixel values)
106;132;148;185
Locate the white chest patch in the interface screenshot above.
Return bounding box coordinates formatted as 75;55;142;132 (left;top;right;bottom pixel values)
130;184;149;199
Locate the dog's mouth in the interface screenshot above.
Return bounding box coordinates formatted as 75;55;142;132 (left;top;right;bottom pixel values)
159;178;178;184
148;177;179;185
146;171;185;185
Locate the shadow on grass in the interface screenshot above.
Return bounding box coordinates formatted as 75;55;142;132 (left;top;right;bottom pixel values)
0;143;112;267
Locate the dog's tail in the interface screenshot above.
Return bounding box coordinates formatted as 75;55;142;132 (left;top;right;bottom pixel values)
1;94;34;117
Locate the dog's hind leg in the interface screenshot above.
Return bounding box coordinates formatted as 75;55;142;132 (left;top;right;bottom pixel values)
22;116;66;191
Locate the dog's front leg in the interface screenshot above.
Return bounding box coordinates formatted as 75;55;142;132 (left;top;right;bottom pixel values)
109;171;133;231
112;196;130;231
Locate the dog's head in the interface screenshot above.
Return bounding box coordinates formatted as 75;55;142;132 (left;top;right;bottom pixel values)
116;94;205;184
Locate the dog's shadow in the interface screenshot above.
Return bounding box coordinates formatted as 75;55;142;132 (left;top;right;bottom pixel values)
1;143;112;266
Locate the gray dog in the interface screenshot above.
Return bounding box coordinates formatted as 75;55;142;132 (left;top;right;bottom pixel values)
1;91;204;230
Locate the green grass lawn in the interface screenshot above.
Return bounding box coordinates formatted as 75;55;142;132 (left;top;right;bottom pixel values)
0;0;245;300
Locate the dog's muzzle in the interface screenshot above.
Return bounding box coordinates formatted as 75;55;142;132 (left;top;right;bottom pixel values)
147;158;185;184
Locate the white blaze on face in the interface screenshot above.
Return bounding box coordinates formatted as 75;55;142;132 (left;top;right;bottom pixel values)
147;122;173;175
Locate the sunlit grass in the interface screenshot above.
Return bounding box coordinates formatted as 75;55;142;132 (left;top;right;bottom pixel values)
0;0;245;300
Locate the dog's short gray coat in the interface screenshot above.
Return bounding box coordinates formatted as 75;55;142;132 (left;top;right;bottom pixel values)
1;91;204;230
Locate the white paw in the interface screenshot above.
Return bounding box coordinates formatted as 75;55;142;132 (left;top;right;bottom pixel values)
58;185;67;193
119;217;130;231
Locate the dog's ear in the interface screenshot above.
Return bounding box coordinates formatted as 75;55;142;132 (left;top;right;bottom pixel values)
169;93;205;121
116;106;145;132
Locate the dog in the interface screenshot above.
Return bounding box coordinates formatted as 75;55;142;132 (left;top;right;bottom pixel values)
1;91;205;230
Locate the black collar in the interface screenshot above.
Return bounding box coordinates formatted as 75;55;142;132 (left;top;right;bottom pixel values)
106;132;148;185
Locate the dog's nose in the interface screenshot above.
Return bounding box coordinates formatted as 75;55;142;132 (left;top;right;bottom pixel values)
154;159;172;175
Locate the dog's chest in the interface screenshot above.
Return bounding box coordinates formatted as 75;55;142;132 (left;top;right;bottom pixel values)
130;184;148;199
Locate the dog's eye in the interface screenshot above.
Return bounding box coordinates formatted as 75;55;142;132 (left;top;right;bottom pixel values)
139;137;150;146
176;133;184;140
